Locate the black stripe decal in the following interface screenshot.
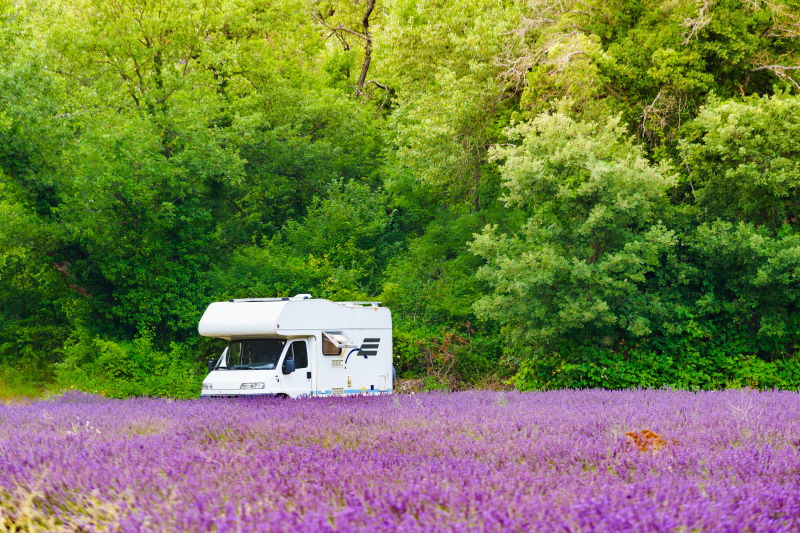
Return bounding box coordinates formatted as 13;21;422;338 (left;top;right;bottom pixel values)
361;343;379;349
363;338;380;343
360;350;378;356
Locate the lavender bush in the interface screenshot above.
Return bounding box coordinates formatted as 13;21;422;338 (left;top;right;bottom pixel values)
1;390;799;532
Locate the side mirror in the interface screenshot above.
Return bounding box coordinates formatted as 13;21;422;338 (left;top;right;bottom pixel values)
208;359;216;372
282;356;296;375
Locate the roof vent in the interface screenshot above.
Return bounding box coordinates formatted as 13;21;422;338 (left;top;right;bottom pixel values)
292;293;312;300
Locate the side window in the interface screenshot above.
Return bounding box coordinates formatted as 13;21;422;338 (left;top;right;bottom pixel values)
322;333;342;355
291;341;308;369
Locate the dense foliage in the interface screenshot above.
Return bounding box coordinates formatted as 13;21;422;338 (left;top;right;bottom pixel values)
1;0;799;395
2;390;800;530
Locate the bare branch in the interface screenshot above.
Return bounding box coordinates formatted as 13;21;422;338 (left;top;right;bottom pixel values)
752;63;800;91
682;0;712;45
53;262;92;299
548;50;587;74
364;79;390;110
641;88;663;133
751;64;800;71
311;11;367;51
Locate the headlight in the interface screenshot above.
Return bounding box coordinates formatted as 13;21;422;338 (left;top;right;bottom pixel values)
201;383;213;390
240;382;265;390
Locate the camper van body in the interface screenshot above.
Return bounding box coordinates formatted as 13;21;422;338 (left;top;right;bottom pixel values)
198;296;393;398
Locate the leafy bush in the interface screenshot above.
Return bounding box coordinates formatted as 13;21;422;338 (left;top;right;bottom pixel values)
393;321;510;389
56;334;203;398
510;340;800;392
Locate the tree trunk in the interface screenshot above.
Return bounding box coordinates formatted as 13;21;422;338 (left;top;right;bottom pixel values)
355;0;376;96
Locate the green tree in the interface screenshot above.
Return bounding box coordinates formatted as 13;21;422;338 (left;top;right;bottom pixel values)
513;0;800;144
0;2;76;387
54;112;230;338
680;93;800;227
218;180;397;301
226;87;385;238
376;0;524;205
472;113;676;351
685;221;800;355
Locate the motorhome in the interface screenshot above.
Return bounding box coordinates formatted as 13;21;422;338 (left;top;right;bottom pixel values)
198;295;393;397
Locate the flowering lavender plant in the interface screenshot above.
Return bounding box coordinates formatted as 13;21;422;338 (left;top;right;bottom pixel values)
1;390;799;532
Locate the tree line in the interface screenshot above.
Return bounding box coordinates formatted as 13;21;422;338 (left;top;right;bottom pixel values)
1;0;799;396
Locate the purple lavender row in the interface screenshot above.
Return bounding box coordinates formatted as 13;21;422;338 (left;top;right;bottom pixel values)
1;390;799;532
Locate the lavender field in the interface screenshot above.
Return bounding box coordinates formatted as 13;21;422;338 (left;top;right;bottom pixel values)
1;390;799;532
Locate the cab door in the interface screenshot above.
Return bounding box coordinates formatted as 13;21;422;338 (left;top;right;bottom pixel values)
279;339;312;397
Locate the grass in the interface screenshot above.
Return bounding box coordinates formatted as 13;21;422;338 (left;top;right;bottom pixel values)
0;366;59;402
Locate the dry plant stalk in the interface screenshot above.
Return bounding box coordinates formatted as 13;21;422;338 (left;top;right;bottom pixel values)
625;429;678;452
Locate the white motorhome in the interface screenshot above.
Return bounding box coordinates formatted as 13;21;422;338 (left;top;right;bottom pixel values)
198;295;393;398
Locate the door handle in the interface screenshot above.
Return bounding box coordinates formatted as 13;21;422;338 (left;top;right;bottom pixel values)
306;371;312;379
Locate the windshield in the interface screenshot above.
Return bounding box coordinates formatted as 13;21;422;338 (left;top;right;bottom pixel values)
222;339;286;370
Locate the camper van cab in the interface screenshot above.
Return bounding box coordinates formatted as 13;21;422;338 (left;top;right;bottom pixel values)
198;295;393;398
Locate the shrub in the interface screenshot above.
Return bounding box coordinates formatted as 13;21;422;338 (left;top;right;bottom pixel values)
56;334;203;398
